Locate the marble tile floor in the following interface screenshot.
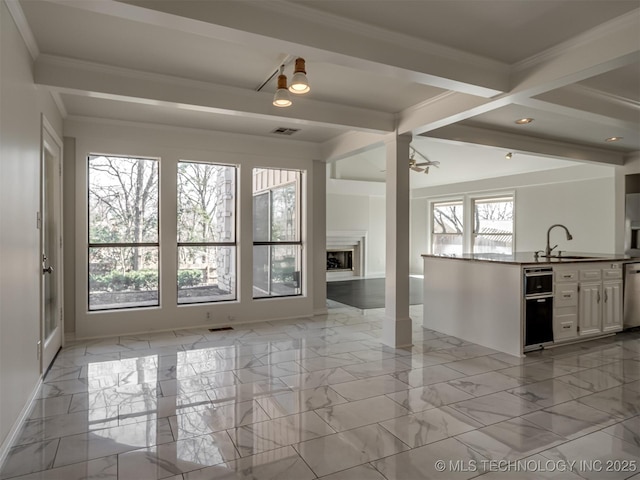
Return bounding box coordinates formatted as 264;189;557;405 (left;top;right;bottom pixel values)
2;301;640;479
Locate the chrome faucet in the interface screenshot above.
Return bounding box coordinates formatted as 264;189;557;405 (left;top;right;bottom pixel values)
545;224;573;257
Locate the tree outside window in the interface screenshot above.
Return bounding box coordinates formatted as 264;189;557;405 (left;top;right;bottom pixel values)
88;155;159;310
177;161;236;304
431;200;463;255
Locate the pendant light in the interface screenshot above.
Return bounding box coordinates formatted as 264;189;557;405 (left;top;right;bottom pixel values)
288;57;310;94
273;65;292;107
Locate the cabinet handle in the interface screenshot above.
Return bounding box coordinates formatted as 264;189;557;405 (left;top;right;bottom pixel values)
597;291;601;303
605;290;608;303
563;325;571;329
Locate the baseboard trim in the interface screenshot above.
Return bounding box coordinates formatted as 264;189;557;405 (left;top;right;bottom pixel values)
313;308;328;316
0;376;42;469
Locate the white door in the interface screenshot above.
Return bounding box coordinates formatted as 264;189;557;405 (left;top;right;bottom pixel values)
41;118;63;372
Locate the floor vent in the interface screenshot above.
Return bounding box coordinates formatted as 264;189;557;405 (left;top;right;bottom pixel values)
271;127;300;136
208;326;234;332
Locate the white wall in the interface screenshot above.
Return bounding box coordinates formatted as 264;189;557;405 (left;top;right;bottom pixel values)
0;1;63;454
65;119;324;339
326;191;386;277
410;164;617;274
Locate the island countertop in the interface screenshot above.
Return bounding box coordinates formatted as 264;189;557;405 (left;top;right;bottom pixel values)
421;252;640;265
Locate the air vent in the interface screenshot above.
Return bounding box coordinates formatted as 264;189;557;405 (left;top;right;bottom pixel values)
272;127;300;136
208;326;234;332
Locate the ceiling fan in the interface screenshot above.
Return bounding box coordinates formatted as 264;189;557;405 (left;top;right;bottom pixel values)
409;147;440;174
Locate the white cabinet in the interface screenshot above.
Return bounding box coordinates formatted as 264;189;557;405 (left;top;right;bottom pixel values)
578;282;602;336
553;268;578;341
553;262;624;343
602;280;623;332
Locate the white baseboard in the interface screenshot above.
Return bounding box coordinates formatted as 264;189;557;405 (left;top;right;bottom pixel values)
0;377;42;469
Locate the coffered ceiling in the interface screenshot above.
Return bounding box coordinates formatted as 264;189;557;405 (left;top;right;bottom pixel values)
10;0;640;182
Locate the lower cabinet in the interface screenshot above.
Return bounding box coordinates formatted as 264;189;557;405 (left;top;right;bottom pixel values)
578;282;602;336
552;262;623;343
602;280;623;332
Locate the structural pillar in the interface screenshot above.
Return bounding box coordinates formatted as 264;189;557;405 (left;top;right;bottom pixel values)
312;160;328;315
383;133;412;348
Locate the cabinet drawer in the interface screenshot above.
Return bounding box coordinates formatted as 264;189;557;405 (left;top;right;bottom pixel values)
603;268;622;280
555;271;578;282
579;269;602;281
554;312;577;340
555;284;578;307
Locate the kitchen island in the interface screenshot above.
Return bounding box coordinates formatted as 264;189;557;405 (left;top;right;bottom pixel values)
422;252;637;357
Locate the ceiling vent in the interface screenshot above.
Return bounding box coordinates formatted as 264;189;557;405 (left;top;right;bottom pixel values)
272;127;300;136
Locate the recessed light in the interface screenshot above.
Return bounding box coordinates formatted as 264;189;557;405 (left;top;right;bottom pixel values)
505;152;513;160
515;118;534;125
605;136;623;142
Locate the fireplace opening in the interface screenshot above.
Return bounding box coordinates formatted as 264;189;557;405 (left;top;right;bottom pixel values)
327;250;353;271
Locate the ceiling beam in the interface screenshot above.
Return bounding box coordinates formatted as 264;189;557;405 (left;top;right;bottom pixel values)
398;9;640;137
421;124;625;166
46;0;509;97
34;55;394;133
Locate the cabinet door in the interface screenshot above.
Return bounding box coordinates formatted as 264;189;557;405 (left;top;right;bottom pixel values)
602;281;623;332
579;283;602;336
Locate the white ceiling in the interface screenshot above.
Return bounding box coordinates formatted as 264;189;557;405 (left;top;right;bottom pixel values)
13;0;640;186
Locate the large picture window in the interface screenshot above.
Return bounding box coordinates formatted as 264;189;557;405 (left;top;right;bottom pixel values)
431;200;464;255
88;155;159;310
177;161;236;304
472;196;514;254
253;168;302;298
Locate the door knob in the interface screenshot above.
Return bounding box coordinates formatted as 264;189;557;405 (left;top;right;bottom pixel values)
43;266;54;274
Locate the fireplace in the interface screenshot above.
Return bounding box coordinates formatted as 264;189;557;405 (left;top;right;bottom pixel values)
326;231;365;278
327;250;353;271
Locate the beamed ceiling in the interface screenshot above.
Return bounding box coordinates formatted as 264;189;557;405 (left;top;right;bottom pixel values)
9;0;640;187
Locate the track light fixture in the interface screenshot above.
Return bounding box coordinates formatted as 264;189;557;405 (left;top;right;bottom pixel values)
271;58;310;107
272;65;292;108
505;152;513;160
289;58;310;94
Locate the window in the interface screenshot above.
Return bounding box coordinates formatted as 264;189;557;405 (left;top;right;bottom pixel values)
253;168;302;298
177;161;236;304
88;155;159;310
430;194;514;256
473;196;514;254
431;200;464;255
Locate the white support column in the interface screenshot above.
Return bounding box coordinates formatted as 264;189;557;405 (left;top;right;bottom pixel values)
383;133;412;348
312;160;328;315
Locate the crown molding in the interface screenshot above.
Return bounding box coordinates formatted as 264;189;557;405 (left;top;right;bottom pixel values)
4;0;39;59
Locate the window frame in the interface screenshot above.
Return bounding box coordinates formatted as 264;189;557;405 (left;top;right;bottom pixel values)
87;153;160;311
471;194;514;255
430;198;464;256
252;168;303;299
176;160;238;305
428;192;515;256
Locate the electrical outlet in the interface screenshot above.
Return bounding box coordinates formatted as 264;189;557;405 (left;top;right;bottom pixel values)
206;312;211;320
227;315;235;322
